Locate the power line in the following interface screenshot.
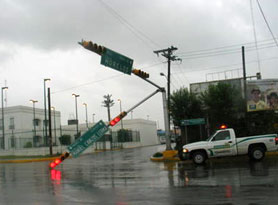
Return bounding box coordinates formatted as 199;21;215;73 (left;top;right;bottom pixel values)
177;38;278;57
51;74;123;94
256;0;278;48
178;41;277;60
172;56;278;75
97;0;161;50
250;0;261;72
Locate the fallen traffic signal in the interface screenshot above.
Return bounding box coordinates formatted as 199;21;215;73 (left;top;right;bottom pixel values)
49;152;70;169
132;69;149;79
78;40;106;56
109;112;127;126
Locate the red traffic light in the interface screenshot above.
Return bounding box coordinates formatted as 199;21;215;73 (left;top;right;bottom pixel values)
109;112;127;127
49;152;70;169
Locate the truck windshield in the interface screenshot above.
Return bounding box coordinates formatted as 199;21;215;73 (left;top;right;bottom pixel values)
206;133;215;141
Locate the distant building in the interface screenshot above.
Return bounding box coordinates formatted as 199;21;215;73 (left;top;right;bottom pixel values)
0;105;61;150
61;118;159;147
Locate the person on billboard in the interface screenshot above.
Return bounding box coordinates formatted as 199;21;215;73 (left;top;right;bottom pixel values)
247;87;267;111
267;92;278;110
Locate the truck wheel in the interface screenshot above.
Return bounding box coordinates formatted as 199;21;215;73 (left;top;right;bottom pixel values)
192;151;206;165
249;146;265;161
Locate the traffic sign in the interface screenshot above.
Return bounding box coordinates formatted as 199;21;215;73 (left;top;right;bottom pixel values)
67;120;109;157
100;48;133;75
181;118;205;126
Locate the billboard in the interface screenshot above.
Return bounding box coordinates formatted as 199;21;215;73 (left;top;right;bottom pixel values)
247;79;278;112
190;78;244;97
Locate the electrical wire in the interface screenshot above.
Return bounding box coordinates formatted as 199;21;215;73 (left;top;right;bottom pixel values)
177;38;277;58
250;0;261;72
51;74;123;94
97;0;161;50
172;56;278;75
256;0;278;48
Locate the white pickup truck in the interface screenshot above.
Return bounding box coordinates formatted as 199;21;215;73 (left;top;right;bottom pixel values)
179;128;278;164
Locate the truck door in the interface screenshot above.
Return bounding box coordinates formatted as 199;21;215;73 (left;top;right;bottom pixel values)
209;130;236;157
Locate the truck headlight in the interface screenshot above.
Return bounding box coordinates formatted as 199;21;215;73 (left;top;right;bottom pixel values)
183;148;189;153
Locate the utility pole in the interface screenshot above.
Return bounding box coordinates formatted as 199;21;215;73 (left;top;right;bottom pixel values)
154;46;181;135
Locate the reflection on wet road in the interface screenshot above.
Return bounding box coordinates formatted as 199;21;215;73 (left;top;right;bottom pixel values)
1;145;278;204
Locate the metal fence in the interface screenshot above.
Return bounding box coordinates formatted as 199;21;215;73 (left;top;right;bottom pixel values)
0;128;140;150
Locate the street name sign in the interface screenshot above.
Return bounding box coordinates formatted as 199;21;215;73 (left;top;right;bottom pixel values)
67;120;109;157
181;118;205;126
100;48;134;75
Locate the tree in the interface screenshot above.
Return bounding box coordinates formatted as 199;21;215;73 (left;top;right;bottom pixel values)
170;87;203;126
102;94;114;122
170;87;203;145
200;82;245;133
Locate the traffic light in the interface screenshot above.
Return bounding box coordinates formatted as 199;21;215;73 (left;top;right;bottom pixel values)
49;152;70;169
132;69;149;79
109;112;127;127
78;40;106;56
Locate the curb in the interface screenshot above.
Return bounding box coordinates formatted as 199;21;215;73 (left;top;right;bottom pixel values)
150;156;180;162
0;156;58;164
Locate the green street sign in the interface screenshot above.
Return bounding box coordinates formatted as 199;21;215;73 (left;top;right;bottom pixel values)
100;48;133;75
181;118;205;126
67;120;109;158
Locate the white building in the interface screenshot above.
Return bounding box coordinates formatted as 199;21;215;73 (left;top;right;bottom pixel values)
0;105;159;156
0;105;61;150
61;118;159;148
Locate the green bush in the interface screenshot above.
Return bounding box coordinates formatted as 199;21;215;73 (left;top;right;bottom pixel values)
59;135;71;145
24;142;32;148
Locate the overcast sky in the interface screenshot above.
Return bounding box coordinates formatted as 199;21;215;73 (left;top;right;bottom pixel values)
1;0;278;128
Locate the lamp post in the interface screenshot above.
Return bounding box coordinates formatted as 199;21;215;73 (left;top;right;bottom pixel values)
43;78;50;145
51;106;57;145
72;93;80;138
117;99;123;129
1;87;8;149
83;103;89;129
92;113;95;124
30;100;38;138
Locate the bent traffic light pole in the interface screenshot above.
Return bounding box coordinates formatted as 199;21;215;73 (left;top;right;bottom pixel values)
109;89;160;127
130;76;172;150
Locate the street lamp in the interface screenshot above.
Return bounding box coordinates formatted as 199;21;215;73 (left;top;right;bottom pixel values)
117;99;123;129
83;103;88;129
1;87;8;149
72;93;80;138
92;113;95;124
30;100;38;138
43;78;50;145
51;106;57;145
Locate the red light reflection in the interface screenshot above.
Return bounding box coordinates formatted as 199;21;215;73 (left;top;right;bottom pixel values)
51;169;62;183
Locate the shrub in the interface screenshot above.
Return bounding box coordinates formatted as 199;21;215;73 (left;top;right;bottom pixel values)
24;142;32;148
59;135;71;145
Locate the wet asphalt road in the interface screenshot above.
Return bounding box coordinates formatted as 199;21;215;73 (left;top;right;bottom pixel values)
1;144;278;205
